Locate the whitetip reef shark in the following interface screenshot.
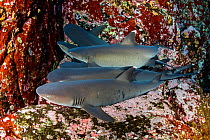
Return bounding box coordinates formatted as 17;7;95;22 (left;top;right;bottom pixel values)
67;33;170;67
47;65;195;83
58;24;174;68
36;67;164;122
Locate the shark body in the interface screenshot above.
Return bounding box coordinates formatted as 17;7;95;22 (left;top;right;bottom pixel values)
59;24;173;68
68;35;160;67
59;62;88;68
47;65;194;83
36;67;164;122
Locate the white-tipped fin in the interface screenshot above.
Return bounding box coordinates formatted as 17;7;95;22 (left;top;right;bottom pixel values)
120;31;138;46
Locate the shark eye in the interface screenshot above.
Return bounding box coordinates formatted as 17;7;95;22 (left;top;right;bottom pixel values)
46;95;50;98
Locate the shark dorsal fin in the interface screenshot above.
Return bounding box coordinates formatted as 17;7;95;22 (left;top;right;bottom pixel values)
89;25;106;37
120;31;138;46
116;67;135;82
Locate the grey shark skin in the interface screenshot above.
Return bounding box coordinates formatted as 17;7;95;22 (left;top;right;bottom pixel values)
47;67;128;82
47;65;195;83
36;67;164;122
60;24;173;68
67;31;174;67
68;45;158;67
59;62;88;68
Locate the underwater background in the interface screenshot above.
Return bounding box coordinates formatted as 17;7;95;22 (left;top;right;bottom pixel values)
0;0;209;139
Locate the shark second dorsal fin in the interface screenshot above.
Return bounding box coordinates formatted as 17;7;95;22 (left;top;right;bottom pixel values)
82;104;115;122
151;74;162;83
89;25;106;37
116;67;135;82
120;31;138;46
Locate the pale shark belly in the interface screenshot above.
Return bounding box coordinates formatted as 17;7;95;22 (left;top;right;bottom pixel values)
90;46;157;67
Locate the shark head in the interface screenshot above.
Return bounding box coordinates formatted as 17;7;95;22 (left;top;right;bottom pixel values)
68;47;92;63
36;83;74;107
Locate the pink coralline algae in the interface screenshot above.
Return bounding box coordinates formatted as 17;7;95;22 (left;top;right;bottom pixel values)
0;0;209;139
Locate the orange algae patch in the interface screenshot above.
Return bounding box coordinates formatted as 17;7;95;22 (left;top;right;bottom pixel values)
0;114;22;139
0;0;63;117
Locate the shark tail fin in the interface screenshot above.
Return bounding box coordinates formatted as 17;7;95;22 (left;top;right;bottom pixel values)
162;73;196;80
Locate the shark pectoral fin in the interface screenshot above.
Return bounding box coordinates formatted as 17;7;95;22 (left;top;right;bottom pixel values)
82;104;115;122
89;25;106;36
120;31;138;46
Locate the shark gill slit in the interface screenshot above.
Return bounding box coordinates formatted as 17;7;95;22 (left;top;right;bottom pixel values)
73;97;85;106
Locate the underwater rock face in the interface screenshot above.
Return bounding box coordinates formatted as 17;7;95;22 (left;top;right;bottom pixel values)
0;0;209;139
0;1;63;116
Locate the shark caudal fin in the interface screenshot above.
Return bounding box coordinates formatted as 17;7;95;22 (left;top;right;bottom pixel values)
161;72;196;81
82;104;115;122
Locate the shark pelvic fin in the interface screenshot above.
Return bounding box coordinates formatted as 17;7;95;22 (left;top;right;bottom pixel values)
120;31;138;46
82;104;115;122
116;67;135;82
89;25;106;37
